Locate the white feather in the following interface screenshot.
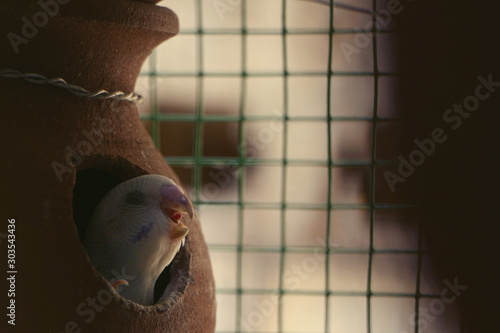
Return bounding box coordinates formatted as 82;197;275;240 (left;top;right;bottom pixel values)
83;175;190;305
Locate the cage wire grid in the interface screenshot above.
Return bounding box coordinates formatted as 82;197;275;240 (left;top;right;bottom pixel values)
135;0;447;332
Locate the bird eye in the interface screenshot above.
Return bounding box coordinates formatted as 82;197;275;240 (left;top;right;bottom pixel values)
124;191;147;206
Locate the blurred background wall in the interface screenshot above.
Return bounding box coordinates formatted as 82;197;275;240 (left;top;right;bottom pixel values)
131;0;481;332
396;1;500;332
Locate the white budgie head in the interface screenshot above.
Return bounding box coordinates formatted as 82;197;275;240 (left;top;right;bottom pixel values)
83;175;193;305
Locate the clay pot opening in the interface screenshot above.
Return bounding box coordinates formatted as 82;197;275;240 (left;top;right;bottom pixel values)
73;168;123;241
72;155;190;309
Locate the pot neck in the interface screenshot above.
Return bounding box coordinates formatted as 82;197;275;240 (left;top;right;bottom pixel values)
0;0;178;93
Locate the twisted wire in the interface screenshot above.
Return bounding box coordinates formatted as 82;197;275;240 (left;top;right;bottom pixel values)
0;68;143;104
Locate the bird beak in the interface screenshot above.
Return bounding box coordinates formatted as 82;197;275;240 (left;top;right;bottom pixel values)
169;221;189;241
160;183;193;241
160;183;194;219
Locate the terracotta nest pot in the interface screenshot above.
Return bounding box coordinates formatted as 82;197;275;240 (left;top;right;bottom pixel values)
0;0;216;332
